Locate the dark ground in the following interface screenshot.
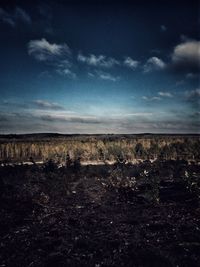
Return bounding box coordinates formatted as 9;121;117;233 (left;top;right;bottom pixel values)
0;160;200;267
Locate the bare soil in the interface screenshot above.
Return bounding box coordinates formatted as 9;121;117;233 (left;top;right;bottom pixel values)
0;161;200;267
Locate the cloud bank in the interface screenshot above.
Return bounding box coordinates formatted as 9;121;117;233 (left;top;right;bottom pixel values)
171;40;200;73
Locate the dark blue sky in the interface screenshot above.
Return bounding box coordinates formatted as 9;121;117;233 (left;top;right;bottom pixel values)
0;0;199;133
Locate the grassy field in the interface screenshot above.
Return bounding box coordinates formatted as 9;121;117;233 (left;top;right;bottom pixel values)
0;134;200;163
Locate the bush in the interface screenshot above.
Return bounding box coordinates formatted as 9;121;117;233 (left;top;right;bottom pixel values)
44;159;57;173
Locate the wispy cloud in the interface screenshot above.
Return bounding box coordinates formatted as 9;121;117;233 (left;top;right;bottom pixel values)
142;91;173;101
158;91;173;98
0;6;31;27
15;7;31;24
124;57;139;69
186;73;198;79
0;111;56;134
77;53;120;68
56;68;76;79
1;100;29;109
185;88;200;100
143;57;166;73
183;88;200;111
0;108;199;134
41;114;101;124
175;80;185;87
88;72;95;78
111;112;153;117
28;38;76;78
97;72;119;82
0;114;9;122
142;96;161;101
89;70;120;82
38;70;52;78
160;25;167;32
53;59;76;78
32;100;66;110
189;111;200;119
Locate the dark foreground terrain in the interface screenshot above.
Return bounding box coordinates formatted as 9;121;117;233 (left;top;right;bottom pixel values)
0;160;200;267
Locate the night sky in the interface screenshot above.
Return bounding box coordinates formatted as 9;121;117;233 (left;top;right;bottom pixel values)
0;0;199;134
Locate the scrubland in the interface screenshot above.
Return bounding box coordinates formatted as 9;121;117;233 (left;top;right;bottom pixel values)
0;134;200;266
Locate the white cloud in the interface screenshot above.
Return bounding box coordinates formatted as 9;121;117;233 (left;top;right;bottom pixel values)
171;40;200;71
28;38;71;61
143;39;200;74
142;91;173;101
158;91;173;97
28;39;76;78
124;57;139;69
95;71;119;82
143;57;166;73
142;96;161;101
88;70;119;82
77;53;120;68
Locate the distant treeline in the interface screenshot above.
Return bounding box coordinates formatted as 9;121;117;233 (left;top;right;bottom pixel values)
0;135;200;162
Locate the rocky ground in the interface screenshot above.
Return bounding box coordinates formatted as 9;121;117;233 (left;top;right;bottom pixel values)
0;160;200;267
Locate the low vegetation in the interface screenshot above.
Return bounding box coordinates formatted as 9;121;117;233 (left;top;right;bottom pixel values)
0;134;200;163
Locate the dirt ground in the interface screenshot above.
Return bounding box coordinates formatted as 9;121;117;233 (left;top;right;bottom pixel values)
0;161;200;267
